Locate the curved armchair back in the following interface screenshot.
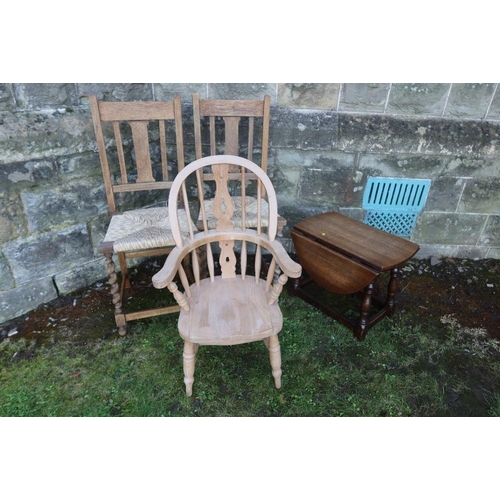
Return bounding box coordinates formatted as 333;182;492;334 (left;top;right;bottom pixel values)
168;155;279;247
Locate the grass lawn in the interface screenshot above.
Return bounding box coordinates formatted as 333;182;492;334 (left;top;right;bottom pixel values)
2;288;500;417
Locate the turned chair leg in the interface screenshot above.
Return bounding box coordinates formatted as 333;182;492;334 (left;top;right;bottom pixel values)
265;335;282;389
117;251;131;290
104;251;127;336
183;341;197;396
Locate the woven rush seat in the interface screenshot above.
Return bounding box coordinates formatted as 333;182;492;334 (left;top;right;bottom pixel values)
199;196;269;230
104;207;195;252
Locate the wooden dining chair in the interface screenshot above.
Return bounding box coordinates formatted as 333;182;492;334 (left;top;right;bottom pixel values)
89;95;196;336
152;155;302;396
192;93;286;234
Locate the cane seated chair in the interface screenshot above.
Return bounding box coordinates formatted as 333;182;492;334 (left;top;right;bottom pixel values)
89;95;196;336
192;93;286;234
152;155;302;396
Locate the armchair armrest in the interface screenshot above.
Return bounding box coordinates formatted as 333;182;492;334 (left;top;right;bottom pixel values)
152;229;302;289
264;238;302;279
152;246;185;289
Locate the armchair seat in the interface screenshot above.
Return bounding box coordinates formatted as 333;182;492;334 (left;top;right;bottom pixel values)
178;276;282;345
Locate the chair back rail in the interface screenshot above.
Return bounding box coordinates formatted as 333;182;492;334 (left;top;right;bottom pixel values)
193;93;270;174
89;95;184;213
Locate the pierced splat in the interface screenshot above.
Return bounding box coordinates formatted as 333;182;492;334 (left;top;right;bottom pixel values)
212;162;237;278
220;240;237;278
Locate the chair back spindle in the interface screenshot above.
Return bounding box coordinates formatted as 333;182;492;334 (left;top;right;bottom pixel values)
265;257;277;292
177;265;191;298
112;121;128;184
241;240;248;280
247;117;254;162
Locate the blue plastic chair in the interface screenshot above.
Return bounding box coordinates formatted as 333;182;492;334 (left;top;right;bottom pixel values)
362;177;431;237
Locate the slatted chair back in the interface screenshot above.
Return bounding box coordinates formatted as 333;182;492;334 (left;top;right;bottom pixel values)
192;93;270;173
191;93;288;235
89;95;185;214
168;155;279;290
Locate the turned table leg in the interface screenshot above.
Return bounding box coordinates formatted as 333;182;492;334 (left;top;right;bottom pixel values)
355;281;374;340
386;267;399;315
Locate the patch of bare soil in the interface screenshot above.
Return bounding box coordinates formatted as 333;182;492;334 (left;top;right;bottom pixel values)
0;256;499;343
0;260;167;345
397;257;499;339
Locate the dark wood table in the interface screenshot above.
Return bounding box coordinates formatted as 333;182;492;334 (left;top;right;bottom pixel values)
291;212;420;340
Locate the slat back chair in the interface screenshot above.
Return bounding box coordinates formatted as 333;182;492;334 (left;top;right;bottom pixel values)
192;94;286;234
90;95;195;336
152;155;302;396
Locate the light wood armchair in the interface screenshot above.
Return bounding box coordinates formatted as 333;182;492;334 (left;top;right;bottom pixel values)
89;95;195;336
152;155;302;396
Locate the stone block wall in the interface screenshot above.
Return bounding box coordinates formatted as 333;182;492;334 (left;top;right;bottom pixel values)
1;83;499;323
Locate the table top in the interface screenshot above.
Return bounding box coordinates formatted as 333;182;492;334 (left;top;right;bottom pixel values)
292;211;420;272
